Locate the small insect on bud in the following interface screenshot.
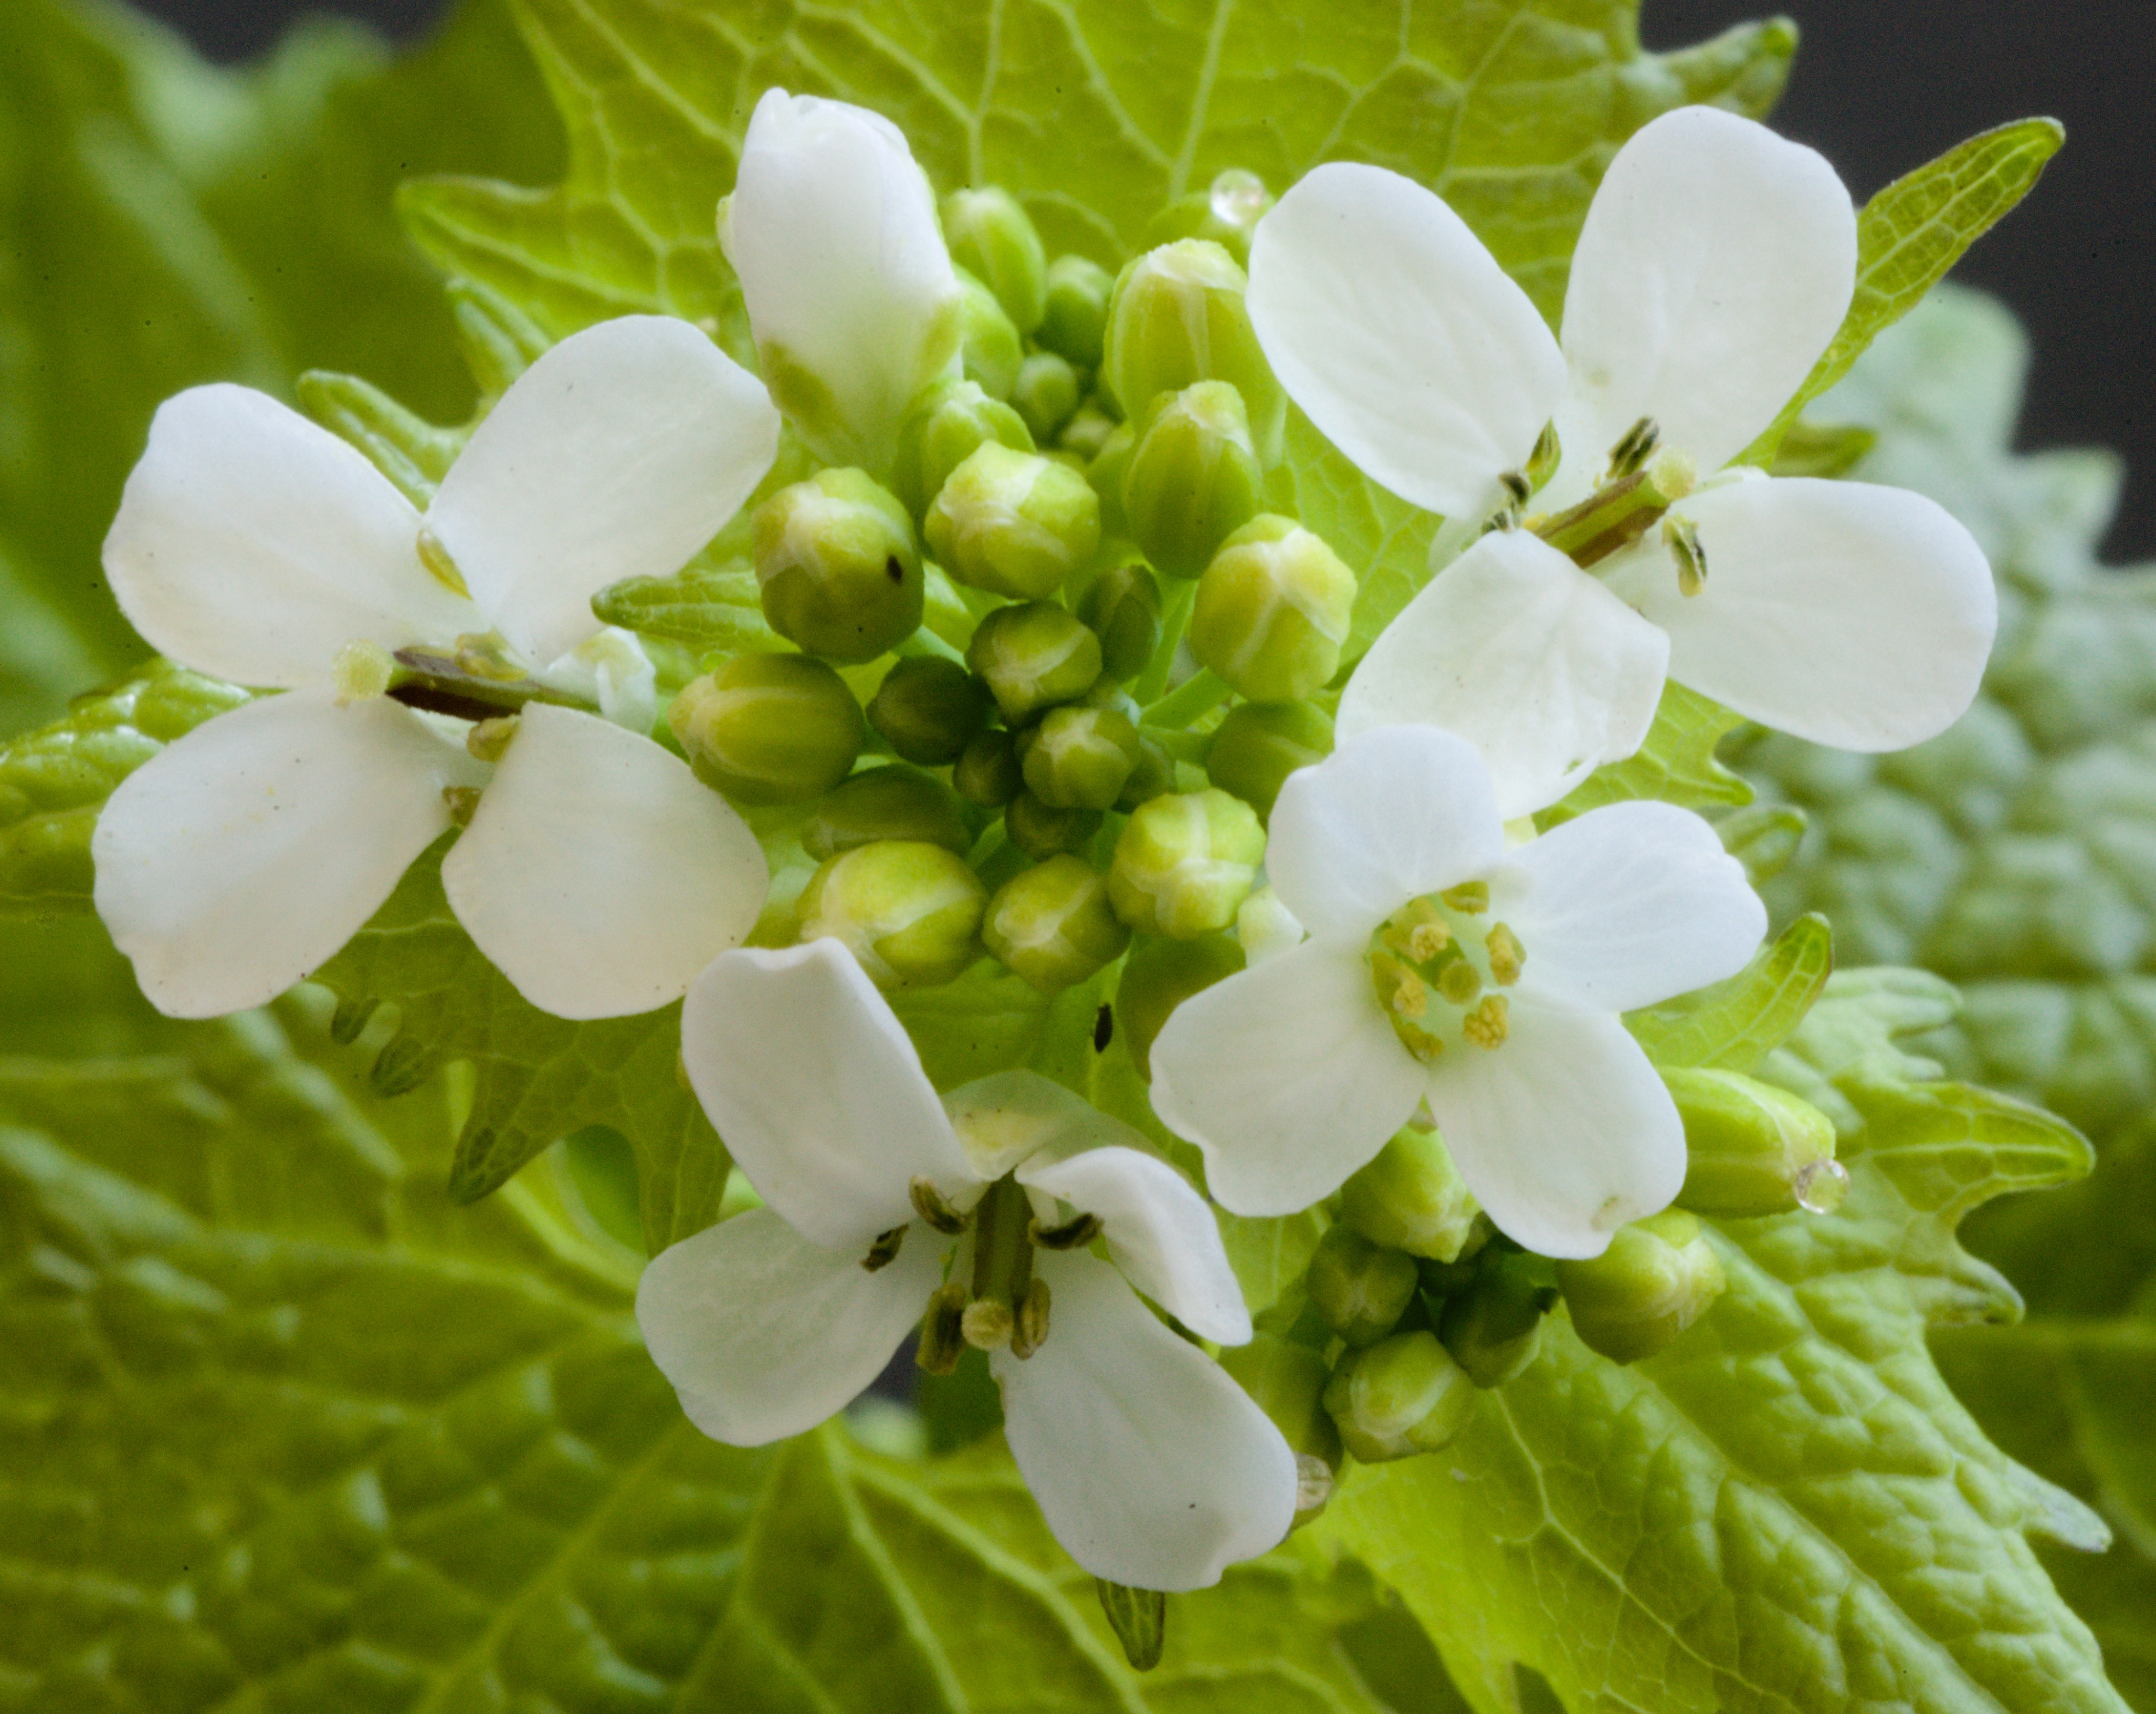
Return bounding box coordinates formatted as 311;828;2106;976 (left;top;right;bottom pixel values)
1021;702;1141;810
926;444;1102;602
803;765;976;860
1323;1330;1478;1463
916;1280;970;1375
1204;699;1333;821
1120;381;1266;577
954;266;1023;400
1305;1224;1421;1348
1004;791;1103;860
983;854;1131;993
1217;1331;1343;1474
1108;789;1265;938
670;654;865;805
1075;562;1163;683
1039;252;1116;368
1189;515;1357;703
943;186;1049;334
965;601;1104;723
1011;351;1083;444
1116;932;1245;1080
953;727;1025;808
866;655;995;766
797;839;988;989
1338;1127;1481;1262
1666;1067;1845;1219
892;378;1035;522
751;468;924;664
1103;238;1284;465
1556;1209;1727;1365
1438;1251;1557;1388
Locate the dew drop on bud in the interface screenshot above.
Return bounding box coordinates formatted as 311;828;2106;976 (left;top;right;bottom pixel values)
1293;1453;1334;1524
1794;1158;1851;1215
1209;167;1269;227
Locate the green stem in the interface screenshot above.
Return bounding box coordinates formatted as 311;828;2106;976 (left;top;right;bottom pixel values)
970;1175;1035;1310
1143;668;1230;731
1133;577;1198;705
1138;724;1210;765
894;627;966;665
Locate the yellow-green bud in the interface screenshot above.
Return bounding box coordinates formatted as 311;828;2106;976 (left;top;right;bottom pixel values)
1011;351;1083;445
1108;788;1265;938
982;854;1130;993
1306;1224;1420;1348
751;468;923;664
1555;1210;1727;1366
803;766;975;860
1191;515;1356;702
1103;239;1284;465
1004;790;1102;860
943;187;1048;334
1075;562;1163;682
1667;1067;1847;1219
965;602;1103;723
866;656;995;766
1323;1330;1477;1463
1338;1128;1480;1263
954;727;1025;807
1120;381;1265;578
1218;1331;1342;1472
1116;932;1244;1081
926;444;1102;602
1116;735;1176;813
798;840;988;989
1039;253;1115;368
955;266;1023;400
1087;417;1137;540
670;654;864;805
1437;1252;1556;1388
1204;699;1334;821
1057;397;1118;463
892;379;1034;521
1142;167;1274;265
1021;703;1140;810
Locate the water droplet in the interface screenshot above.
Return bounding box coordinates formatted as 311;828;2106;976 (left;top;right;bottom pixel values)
1209;167;1270;227
1794;1158;1850;1215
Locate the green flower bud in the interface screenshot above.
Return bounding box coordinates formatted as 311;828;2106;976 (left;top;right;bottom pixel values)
892;379;1034;521
1011;351;1083;445
1190;515;1357;702
1218;1332;1343;1473
982;854;1130;993
1141;167;1274;265
1338;1128;1480;1263
798;840;988;989
1004;790;1102;860
1120;381;1266;578
1102;239;1284;465
1437;1252;1557;1388
1115;932;1243;1081
1556;1210;1727;1366
1115;736;1176;813
1666;1067;1847;1219
1020;703;1140;810
926;444;1103;602
955;266;1023;400
751;468;923;663
1075;563;1163;682
943;187;1048;334
670;654;864;805
1205;699;1334;821
1306;1224;1420;1348
1108;788;1264;938
866;656;995;766
1039;253;1115;368
803;766;975;861
954;727;1025;808
965;602;1103;723
1323;1330;1477;1463
1057;397;1119;463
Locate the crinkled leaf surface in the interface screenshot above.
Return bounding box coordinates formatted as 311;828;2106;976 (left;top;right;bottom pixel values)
1545;679;1755;823
1625;910;1833;1073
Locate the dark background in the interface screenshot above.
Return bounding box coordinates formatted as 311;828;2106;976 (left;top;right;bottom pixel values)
132;0;2156;559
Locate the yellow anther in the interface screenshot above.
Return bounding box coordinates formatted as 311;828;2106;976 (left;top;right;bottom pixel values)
1440;881;1489;914
915;1281;969;1376
1663;512;1707;597
417;527;472;598
909;1176;969;1235
1486;922;1525;986
1010;1278;1052;1360
1407;921;1450;962
1370;950;1426;1022
1437;958;1483;1007
453;631;527;682
466;715;520;763
331;639;395;704
861;1224;907;1273
1462;994;1511;1050
1395;1021;1447;1064
1382;898;1449;962
441;785;483;827
1606;416;1660;481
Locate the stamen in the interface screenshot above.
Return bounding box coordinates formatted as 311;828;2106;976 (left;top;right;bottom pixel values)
466;715;519;763
861;1224;907;1272
1370;950;1426;1021
1437;959;1482;1007
1440;881;1488;914
332;639;395;704
1485;922;1525;985
1031;1211;1103;1251
453;632;528;682
1663;512;1707;596
1407;921;1449;962
1525;422;1562;492
1606;417;1661;481
915;1281;969;1374
910;1176;969;1234
417;527;472;598
441;785;483;827
961;1298;1015;1350
1462;993;1510;1049
1396;1021;1446;1064
1009;1278;1052;1360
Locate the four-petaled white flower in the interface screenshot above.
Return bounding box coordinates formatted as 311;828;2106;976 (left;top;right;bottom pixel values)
95;315;778;1021
1150;725;1767;1257
1248;105;1998;817
638;937;1298;1590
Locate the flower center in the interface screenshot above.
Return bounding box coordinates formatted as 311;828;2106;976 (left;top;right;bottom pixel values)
899;1171;1099;1372
1365;885;1527;1064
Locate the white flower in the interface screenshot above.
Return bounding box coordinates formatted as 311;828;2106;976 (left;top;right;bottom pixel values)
725;89;964;471
1247;105;1998;817
1148;725;1767;1257
94;316;778;1021
637;937;1298;1591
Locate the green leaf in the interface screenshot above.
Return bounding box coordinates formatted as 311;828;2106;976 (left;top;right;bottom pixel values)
1625;910;1833;1072
1544;679;1754;822
1317;965;2124;1714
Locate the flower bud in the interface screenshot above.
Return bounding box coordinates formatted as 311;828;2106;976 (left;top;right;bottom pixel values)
1039;253;1115;368
1108;788;1264;938
1020;702;1140;810
1057;397;1119;463
1102;239;1284;464
1004;791;1102;860
892;379;1034;521
1437;1252;1557;1388
1115;931;1244;1080
751;468;923;663
926;444;1103;602
1087;418;1137;541
1116;734;1177;813
1204;699;1333;821
1323;1330;1477;1463
1190;515;1356;703
1555;1210;1727;1366
803;765;975;860
1075;562;1163;682
1120;381;1266;578
1142;167;1273;265
965;602;1103;723
1667;1067;1846;1219
1338;1128;1480;1263
1011;352;1083;444
955;267;1023;400
1306;1224;1420;1348
983;854;1130;993
671;654;864;805
954;727;1025;807
798;839;988;988
866;655;995;766
1217;1332;1342;1472
942;186;1048;333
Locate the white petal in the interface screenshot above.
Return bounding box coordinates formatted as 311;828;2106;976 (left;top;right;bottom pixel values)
994;1251;1296;1590
1149;941;1426;1217
102;385;472;689
730;89;961;469
1019;1146;1251;1344
1247;162;1566;519
679;941;973;1249
441;705;768;1021
426;316;780;668
91;690;478;1018
943;1070;1148;1186
1425;1003;1684;1259
1629;477;1998;751
1338;530;1670;818
1559;106;1856;476
1492;801;1765;1014
636;1208;942;1446
1263;725;1506;941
